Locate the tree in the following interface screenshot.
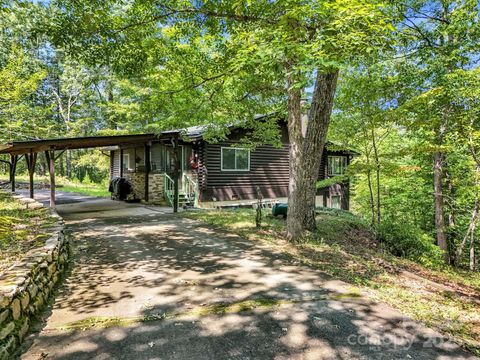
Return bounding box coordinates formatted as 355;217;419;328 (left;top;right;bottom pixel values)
332;62;398;225
445;68;480;270
46;0;394;240
0;47;46;143
394;0;480;262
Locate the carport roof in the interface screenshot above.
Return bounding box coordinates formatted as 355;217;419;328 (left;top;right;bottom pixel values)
0;133;163;155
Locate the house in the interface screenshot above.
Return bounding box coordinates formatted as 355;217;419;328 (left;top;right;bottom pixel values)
109;121;355;209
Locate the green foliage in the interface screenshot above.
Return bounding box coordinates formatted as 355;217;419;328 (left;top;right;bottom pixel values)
376;219;444;266
0;46;46;142
42;0;394;144
330;0;480;269
0;0;479;270
316;175;348;189
72;150;110;184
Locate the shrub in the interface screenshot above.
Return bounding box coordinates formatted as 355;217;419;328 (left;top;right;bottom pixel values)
376;219;444;267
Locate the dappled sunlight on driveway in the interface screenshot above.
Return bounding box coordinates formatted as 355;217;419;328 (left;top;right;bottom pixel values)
21;194;477;360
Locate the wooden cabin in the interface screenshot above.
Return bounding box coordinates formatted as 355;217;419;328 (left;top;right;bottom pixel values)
109;123;355;209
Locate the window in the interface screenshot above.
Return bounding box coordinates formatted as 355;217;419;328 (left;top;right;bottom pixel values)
221;147;250;171
327;156;347;176
331;195;341;209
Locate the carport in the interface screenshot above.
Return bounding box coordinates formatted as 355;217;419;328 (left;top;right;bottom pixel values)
0;133;182;209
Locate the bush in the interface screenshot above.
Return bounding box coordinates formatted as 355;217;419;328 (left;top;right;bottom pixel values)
376;219;444;267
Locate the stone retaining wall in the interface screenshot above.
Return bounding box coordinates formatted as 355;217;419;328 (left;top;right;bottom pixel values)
0;195;70;359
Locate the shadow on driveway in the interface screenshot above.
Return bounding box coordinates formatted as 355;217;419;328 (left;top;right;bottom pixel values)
20;193;476;360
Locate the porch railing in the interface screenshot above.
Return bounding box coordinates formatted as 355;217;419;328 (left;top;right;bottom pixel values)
183;173;199;208
164;173;175;207
163;173;198;208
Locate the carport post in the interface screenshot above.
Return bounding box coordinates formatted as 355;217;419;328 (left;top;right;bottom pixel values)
45;150;56;208
172;137;180;213
120;148;124;177
9;154;18;193
25;151;37;199
144;143;150;202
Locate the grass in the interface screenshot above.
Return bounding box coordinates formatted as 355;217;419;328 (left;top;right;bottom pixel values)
185;208;480;356
58;181;110;197
0;174;110;197
0;191;56;273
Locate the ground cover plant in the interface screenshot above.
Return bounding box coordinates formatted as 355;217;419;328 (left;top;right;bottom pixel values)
0;191;56;273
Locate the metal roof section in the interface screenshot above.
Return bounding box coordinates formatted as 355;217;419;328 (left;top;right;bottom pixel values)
0;134;159;155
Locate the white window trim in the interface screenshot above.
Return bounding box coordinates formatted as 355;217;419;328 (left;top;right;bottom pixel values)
221;147;251;171
327;155;347;176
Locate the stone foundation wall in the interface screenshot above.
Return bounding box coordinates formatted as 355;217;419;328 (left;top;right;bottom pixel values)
124;173;165;203
124;172;145;200
0;195;69;359
148;173;165;202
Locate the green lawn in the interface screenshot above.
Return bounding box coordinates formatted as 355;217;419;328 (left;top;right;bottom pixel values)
0;174;110;197
185;208;480;356
0;191;56;273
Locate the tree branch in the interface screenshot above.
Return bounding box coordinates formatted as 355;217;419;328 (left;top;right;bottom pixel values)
161;72;227;95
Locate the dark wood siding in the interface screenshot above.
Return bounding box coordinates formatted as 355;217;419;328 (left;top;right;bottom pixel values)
197;142;207;191
201;141;290;201
199;125;352;210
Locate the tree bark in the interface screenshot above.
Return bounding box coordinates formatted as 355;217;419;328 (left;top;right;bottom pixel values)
470;228;476;271
456;198;479;266
286;69;339;241
365;149;376;225
45;150;56;208
25;152;37;199
371;127;381;224
9;155;18;193
445;166;455;228
433;150;448;261
66;150;72;178
107;87;117;130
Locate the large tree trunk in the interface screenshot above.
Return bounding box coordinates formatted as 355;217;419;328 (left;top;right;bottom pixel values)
59;152;65;177
470;229;476;271
433;151;448;261
286;70;339;241
445;165;455;228
371;127;381;224
66;150;72;179
365;149;376;225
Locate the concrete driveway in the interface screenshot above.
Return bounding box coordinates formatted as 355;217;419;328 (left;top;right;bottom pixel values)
20;192;475;360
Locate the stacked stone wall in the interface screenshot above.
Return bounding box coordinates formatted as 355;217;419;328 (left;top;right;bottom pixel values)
148;174;164;202
124;172;145;200
0;195;69;359
124;173;165;203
